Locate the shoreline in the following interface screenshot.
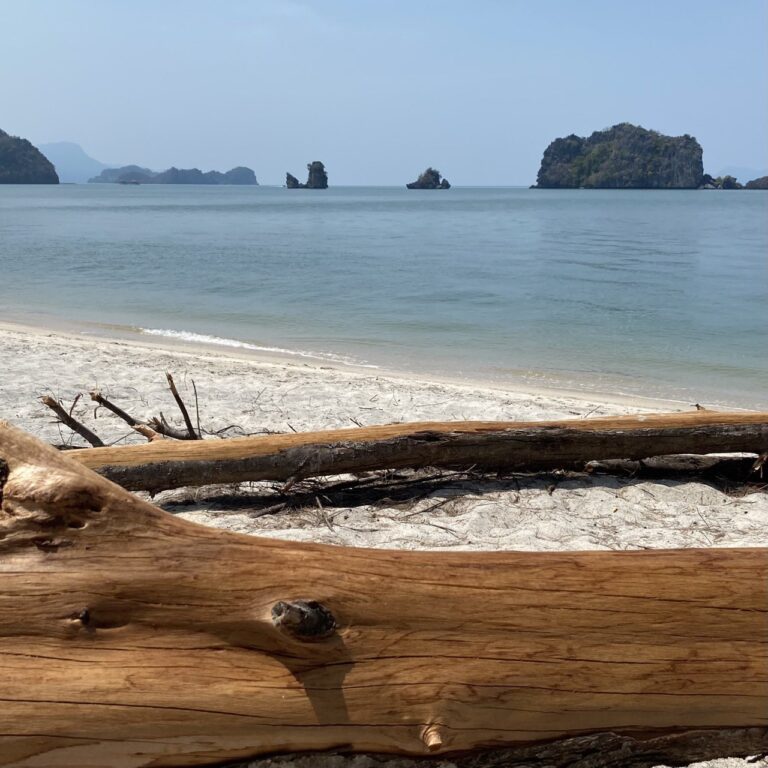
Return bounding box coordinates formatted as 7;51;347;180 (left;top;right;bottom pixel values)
2;313;765;558
0;315;741;416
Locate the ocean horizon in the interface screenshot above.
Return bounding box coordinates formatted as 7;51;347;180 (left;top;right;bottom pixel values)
2;184;766;409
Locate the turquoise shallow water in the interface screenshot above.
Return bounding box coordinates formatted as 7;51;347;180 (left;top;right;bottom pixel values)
1;184;766;407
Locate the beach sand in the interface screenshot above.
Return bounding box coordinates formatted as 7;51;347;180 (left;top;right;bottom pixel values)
1;320;765;768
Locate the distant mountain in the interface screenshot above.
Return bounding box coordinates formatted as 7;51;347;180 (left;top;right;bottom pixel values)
535;123;703;189
39;142;112;183
89;165;258;185
0;129;59;184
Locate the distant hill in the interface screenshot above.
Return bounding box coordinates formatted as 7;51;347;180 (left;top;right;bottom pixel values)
89;165;258;185
716;166;768;183
535;123;703;189
89;165;156;183
39;142;112;183
0;129;59;184
745;176;768;190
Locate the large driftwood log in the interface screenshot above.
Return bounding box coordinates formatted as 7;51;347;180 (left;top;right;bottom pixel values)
0;421;766;768
70;411;768;493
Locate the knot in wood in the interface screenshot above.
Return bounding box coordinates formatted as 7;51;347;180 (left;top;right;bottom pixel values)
271;599;336;640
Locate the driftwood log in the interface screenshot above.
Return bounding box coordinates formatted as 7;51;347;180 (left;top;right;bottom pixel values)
0;421;766;767
68;411;768;493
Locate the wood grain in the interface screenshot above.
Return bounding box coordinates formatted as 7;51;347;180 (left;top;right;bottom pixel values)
0;421;766;767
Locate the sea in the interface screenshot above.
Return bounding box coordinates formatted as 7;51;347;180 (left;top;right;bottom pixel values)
1;184;766;409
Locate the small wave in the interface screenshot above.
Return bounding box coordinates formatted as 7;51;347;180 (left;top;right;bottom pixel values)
138;327;378;368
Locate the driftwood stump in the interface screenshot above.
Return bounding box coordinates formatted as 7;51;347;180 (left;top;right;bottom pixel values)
0;421;766;767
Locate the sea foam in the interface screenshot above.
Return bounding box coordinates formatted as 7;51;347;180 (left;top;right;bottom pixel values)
138;327;377;368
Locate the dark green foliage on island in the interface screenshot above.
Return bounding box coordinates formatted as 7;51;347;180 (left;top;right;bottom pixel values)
88;165;258;185
89;165;155;183
286;161;328;189
700;174;743;190
745;176;768;190
222;166;259;185
535;123;703;189
0;129;59;184
406;167;451;189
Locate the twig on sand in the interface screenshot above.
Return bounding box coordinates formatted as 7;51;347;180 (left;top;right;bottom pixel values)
133;424;166;442
90;390;139;427
192;379;202;439
41;395;104;448
315;496;334;531
166;373;200;440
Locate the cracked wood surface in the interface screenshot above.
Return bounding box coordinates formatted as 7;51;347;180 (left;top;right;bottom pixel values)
0;421;766;767
70;411;768;493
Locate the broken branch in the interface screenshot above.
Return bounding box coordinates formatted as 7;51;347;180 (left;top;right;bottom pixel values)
89;389;139;427
41;395;104;447
166;372;199;439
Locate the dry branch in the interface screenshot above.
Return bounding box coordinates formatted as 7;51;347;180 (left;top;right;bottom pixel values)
69;410;768;493
133;423;166;442
166;372;200;439
0;420;766;768
89;387;197;442
89;389;139;427
146;413;195;440
40;395;104;447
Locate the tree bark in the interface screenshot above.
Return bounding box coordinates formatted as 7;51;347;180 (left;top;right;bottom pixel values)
0;421;766;768
68;411;768;493
223;729;768;768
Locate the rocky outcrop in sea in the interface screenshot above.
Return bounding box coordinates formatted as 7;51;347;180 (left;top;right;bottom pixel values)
745;176;768;190
699;174;743;190
286;161;328;189
89;166;258;185
535;123;703;189
406;168;451;189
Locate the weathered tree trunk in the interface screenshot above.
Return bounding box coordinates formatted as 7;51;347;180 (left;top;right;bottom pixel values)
0;421;766;768
70;411;768;493
224;730;768;768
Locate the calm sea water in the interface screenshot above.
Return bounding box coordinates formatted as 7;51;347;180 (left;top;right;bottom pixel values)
1;184;766;407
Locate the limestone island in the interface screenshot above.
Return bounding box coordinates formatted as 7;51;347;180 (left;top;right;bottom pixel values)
745;176;768;190
89;166;258;185
406;167;451;189
286;161;328;189
699;174;743;190
534;123;703;189
0;129;59;184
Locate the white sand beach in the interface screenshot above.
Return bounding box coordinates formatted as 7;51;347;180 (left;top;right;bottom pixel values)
1;320;766;768
2;319;766;552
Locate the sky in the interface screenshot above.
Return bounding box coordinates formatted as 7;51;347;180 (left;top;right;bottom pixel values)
1;0;766;185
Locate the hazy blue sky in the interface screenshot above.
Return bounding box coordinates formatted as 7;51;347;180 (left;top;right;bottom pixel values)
2;0;766;185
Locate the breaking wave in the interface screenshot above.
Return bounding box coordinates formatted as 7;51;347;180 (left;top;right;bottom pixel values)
138;327;378;368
